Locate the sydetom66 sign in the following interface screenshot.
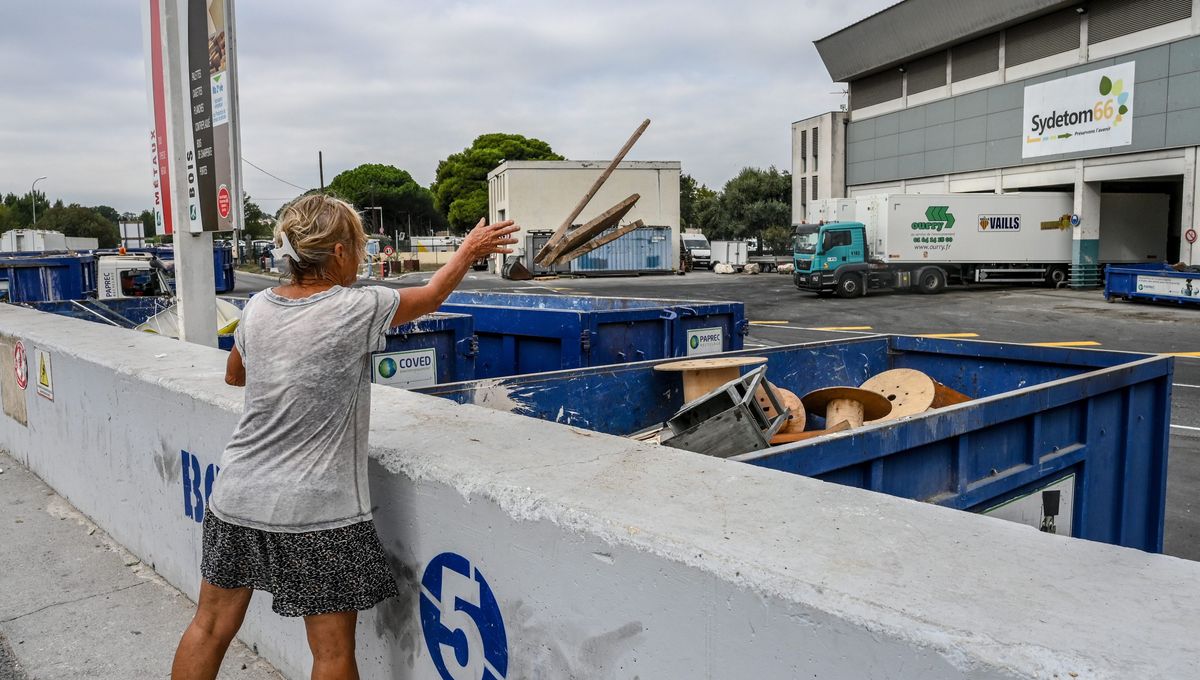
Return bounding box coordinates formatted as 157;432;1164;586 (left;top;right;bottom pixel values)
1022;62;1135;159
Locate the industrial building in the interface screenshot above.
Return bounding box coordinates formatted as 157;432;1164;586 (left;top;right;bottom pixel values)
799;0;1200;283
486;160;681;275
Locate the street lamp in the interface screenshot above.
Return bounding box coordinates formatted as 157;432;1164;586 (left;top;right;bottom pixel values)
31;176;47;224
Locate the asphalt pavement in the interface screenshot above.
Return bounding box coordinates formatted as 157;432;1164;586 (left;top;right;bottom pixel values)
0;451;282;680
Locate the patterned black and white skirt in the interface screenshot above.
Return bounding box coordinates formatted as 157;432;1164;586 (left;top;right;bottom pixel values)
201;512;399;617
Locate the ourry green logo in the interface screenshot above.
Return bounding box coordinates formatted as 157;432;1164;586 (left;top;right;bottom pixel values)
912;206;955;232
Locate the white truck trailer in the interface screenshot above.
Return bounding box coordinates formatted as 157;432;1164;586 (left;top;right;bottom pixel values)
796;193;1072;296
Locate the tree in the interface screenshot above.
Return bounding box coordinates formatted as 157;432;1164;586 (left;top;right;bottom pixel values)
89;205;121;225
242;194;273;239
680;173;708;230
32;205;120;248
0;204;16;233
761;225;793;255
139;209;157;238
327;164;441;236
2;191;50;229
717;167;791;252
432;133;563;234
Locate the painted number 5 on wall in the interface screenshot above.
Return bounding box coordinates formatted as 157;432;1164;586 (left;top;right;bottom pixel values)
420;552;508;680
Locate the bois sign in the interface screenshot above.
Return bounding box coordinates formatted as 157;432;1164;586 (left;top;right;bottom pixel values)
142;0;244;234
1022;62;1135;159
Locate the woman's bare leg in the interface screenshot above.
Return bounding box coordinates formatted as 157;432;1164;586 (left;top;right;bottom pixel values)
171;580;253;680
304;610;359;680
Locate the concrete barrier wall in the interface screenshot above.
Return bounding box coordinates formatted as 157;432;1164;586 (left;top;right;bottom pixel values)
1;305;1198;679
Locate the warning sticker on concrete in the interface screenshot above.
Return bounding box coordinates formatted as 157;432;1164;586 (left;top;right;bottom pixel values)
686;327;724;356
35;348;53;402
372;348;437;389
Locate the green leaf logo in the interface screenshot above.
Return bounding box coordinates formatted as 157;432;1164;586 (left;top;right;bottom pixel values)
926;205;955;230
1119;104;1128;115
1099;76;1112;96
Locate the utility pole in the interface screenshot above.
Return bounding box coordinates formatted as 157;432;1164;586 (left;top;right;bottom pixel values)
318;151;324;191
31;176;47;224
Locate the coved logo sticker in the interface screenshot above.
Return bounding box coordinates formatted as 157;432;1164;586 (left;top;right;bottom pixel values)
420;552;508;680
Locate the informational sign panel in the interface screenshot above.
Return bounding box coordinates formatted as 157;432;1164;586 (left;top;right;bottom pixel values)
983;474;1074;536
372;349;438;389
1136;275;1199;300
142;0;243;234
686;327;724;356
1022;62;1135;159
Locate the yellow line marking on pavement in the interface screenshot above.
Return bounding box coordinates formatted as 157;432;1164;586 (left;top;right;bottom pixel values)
810;326;874;331
1027;341;1102;347
1165;352;1200;357
917;333;980;339
749;320;790;325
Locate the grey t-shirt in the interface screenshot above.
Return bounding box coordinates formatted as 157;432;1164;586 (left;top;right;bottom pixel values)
209;285;401;532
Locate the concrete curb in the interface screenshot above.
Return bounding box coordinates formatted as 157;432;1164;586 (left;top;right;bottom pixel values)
0;452;284;680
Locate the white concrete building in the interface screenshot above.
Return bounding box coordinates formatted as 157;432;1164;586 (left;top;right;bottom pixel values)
487;160;681;273
791;111;847;225
805;0;1200;283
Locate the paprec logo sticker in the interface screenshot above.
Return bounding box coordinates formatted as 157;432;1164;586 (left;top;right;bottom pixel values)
420;552;508;680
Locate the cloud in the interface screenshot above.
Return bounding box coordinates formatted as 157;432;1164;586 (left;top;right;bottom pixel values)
0;0;890;215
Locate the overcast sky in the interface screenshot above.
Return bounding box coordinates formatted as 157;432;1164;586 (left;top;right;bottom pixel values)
0;0;893;215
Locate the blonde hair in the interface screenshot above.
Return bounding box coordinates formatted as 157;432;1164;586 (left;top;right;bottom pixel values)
273;194;367;282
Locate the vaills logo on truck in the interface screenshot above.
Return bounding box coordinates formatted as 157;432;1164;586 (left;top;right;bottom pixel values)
978;215;1021;231
911;206;955;231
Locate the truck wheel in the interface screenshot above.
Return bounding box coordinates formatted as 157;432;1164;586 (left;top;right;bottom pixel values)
918;268;946;294
1046;266;1068;287
836;274;863;299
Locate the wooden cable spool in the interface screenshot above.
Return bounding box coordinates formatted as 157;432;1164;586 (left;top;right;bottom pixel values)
653;357;768;404
800;386;892;428
859;368;971;420
755;382;806;433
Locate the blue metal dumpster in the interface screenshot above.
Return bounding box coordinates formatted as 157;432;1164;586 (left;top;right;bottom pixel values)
1105;262;1200;306
439;291;747;378
0;254;97;302
420;335;1173;552
18;298;477;388
371;312;476;388
127;245;236;294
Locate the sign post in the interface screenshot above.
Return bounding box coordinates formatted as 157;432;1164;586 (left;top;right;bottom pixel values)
143;0;244;346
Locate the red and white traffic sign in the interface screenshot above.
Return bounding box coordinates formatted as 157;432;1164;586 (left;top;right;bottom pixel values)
1186;228;1198;245
217;185;232;219
13;341;27;390
383;245;395;256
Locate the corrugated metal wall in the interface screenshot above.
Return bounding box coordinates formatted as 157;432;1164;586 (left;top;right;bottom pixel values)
906;51;948;94
850;70;904;109
951;33;1000;82
1006;8;1081;67
571;227;673;273
1088;0;1192;44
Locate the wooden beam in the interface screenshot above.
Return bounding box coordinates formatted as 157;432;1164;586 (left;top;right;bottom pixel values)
539;194;639;265
554;220;647;265
535;118;651;261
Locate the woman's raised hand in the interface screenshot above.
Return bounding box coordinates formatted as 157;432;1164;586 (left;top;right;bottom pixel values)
462;218;520;259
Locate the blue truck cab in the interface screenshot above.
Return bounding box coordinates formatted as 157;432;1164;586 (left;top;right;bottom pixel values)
793;222;872;297
793;222;949;298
